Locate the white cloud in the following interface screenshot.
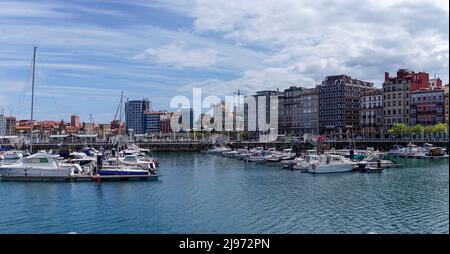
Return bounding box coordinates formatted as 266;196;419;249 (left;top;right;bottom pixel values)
136;41;221;68
0;1;67;18
166;0;448;93
0;0;448;118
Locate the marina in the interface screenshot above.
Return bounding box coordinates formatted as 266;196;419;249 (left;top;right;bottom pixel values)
0;0;448;240
0;151;447;233
204;143;449;173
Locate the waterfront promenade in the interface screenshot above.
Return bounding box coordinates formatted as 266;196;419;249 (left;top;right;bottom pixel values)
1;138;448;152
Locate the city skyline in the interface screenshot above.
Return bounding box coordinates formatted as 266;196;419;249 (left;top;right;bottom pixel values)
0;0;448;123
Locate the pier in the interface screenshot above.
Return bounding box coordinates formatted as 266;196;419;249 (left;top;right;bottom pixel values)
0;174;159;182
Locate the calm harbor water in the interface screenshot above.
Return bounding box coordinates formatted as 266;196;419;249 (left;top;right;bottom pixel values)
0;152;448;234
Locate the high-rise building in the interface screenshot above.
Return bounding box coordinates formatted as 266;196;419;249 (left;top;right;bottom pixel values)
0;113;6;136
318;75;374;138
244;91;281;131
383;69;430;128
125;99;152;135
144;111;163;133
279;86;319;136
170;108;194;132
5;117;16;135
445;84;449;125
70;114;81;128
213;101;235;132
360;89;383;137
410;88;445;125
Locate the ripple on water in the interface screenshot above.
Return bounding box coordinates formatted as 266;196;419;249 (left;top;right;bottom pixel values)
0;153;448;233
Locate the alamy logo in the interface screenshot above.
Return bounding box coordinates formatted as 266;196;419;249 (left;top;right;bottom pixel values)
169;88;279;141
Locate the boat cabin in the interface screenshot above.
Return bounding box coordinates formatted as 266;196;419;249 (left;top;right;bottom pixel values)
22;153;60;169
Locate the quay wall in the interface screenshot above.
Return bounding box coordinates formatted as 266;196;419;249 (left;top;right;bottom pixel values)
322;140;449;151
28;143;212;152
4;140;449;153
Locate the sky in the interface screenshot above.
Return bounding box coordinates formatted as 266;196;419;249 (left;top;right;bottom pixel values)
0;0;448;123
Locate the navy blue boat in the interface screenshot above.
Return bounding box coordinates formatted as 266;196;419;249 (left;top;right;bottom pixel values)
97;168;150;176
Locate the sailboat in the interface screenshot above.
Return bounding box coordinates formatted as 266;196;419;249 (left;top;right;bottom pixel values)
96;91;154;176
0;47;83;178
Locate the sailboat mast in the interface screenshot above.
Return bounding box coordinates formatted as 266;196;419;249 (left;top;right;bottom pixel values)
30;46;37;154
117;91;123;155
114;91;124;166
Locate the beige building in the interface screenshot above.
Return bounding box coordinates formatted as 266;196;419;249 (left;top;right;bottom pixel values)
98;124;111;139
382;69;430;128
445;84;449;125
360;89;383;137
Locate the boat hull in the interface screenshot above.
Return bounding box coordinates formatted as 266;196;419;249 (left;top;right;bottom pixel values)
97;169;150;176
0;167;72;177
308;164;354;174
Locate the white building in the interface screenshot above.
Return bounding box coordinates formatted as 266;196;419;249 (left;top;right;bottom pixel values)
0;113;6;136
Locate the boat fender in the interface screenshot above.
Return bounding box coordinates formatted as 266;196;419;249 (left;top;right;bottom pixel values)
312;163;317;170
150;161;156;170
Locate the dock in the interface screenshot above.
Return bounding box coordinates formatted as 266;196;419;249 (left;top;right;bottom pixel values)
0;174;159;182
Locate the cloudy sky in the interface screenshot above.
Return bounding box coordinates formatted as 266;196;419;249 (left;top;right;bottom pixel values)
0;0;448;123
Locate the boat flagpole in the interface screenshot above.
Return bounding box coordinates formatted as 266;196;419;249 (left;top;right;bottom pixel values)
30;46;37;154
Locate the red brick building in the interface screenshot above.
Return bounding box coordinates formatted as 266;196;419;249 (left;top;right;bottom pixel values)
71;114;81;128
160;113;172;133
410;88;445;125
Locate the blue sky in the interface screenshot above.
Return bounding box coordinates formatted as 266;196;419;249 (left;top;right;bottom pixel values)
0;0;448;123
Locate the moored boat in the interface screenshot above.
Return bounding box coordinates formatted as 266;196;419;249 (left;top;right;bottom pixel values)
0;153;83;177
2;150;24;160
307;155;356;174
96;166;151;176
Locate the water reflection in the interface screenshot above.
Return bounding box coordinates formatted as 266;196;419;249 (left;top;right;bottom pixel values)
0;152;448;233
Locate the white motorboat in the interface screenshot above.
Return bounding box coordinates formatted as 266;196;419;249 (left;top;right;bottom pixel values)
234;149;250;159
280;149;296;160
222;150;239;157
207;147;231;155
2;150;24;160
67;152;96;166
293;155;320;172
118;154;156;170
0;153;82;177
283;156;305;169
388;145;406;156
264;150;283;162
306;149;318;155
307;155;356;174
356;156;398;171
247;151;266;163
82;147;102;157
404;144;427;158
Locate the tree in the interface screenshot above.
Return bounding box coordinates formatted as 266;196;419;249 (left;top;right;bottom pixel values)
387;123;408;136
410;124;424;135
241;131;250;140
424;125;434;135
433;123;448;134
